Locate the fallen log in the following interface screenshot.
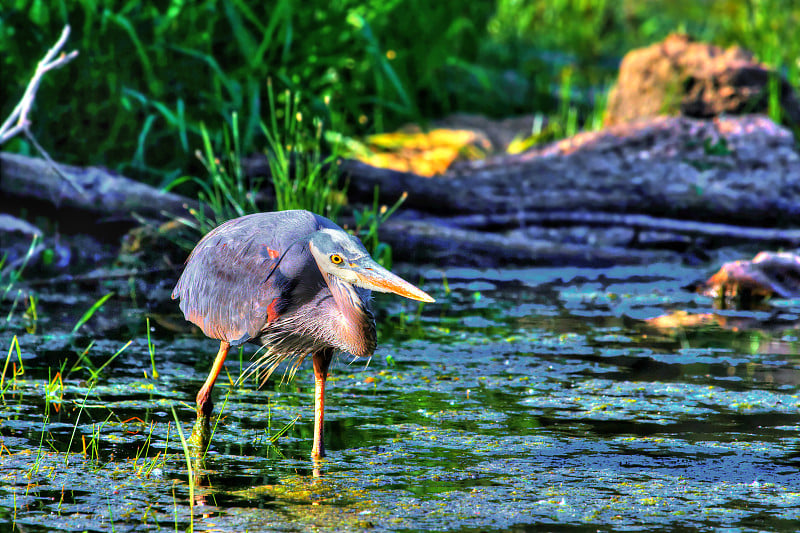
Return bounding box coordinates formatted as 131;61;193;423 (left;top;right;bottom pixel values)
0;151;199;222
4;114;800;272
429;210;800;246
380;218;676;267
339;115;800;228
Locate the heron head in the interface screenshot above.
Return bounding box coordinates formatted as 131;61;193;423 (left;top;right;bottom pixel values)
308;228;434;303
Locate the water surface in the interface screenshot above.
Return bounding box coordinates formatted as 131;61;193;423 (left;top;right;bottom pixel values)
2;262;800;531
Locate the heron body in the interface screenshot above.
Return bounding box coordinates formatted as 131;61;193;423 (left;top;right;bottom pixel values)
172;210;433;457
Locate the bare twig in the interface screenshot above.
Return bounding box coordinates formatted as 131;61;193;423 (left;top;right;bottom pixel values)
0;25;78;143
0;25;85;196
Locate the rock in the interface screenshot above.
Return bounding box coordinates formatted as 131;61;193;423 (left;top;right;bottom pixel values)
605;33;800;126
0;213;115;283
118;219;198;269
702;251;800;301
0;214;44;277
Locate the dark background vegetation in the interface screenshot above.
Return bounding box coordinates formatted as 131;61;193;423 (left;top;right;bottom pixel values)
2;0;799;190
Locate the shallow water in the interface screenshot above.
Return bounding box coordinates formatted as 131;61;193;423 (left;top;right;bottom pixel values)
2;262;800;532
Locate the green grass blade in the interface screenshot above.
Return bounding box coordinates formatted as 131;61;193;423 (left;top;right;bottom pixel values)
171;407;194;532
72;293;114;335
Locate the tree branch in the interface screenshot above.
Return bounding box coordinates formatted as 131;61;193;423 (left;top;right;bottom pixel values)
0;25;85;197
0;25;79;143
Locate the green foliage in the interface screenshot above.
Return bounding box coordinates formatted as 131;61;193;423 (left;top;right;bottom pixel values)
3;0;799;183
3;0;478;181
167;111;260;234
67;339;132;385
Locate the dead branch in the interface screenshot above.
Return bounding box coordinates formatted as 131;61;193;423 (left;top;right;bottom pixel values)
0;25;83;196
0;25;78;143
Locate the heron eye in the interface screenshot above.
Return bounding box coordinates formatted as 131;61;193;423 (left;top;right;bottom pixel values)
330;254;343;264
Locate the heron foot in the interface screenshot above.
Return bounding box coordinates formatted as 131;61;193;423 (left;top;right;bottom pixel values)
189;414;212;451
311;442;326;459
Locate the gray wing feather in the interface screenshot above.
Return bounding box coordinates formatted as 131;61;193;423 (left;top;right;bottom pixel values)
172;210;328;344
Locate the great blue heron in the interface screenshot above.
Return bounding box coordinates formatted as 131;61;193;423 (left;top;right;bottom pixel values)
172;209;434;457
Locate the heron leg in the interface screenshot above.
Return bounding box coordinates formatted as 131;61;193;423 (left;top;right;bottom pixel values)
196;340;230;419
311;348;334;458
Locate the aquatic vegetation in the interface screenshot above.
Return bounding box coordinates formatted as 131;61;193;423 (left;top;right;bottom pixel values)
71;293;114;335
167;112;260;235
68;340;132;385
145;317;158;379
0;335;24;401
171;407;195;533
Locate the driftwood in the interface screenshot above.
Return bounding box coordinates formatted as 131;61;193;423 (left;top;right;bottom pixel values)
4;114;800;270
0;152;198;222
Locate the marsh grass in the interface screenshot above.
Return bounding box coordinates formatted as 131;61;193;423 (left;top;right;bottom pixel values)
85;415;114;466
1;235;40;330
64;385;95;466
257;396;300;458
171;407;195;533
169;81;346;240
23;294;38;335
132;421;171;479
68;340;132;386
146;317;159;379
71;293;114;335
264;81;345;221
195;113;257;231
1;335;25;401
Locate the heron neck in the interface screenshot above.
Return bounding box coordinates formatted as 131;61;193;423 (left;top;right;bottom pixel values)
321;271;377;358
